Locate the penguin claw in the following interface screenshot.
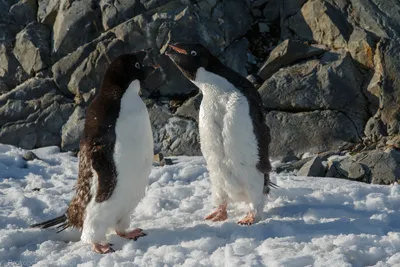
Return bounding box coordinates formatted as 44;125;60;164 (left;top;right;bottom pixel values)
237;212;256;226
205;203;228;222
117;228;147;240
92;243;114;254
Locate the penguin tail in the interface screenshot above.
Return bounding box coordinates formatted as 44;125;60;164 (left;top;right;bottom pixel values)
30;214;70;233
263;174;279;195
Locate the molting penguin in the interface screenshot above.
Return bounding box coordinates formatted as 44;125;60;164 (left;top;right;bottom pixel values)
166;43;275;225
30;50;158;253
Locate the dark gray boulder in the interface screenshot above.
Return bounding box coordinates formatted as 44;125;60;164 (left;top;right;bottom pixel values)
52;0;103;60
326;159;370;182
0;78;74;149
100;0;146;30
61;105;86;152
297;156;326;177
219;38;249;77
285;0;352;48
149;104;201;156
259;52;367;119
257;39;325;80
37;0;59;26
266;110;362;158
354;149;400;185
175;93;202;124
369;39;400;136
10;0;38;26
13;22;51;76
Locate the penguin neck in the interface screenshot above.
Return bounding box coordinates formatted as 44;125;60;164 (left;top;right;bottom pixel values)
193;67;234;96
125;79;141;95
119;79;143;117
121;79;141;105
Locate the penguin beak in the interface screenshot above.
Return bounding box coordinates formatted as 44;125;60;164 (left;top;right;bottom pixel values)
166;44;187;55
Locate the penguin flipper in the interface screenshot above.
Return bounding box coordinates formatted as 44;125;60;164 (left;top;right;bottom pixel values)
91;144;117;203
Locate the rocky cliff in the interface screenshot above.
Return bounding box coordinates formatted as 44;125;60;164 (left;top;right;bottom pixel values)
0;0;399;168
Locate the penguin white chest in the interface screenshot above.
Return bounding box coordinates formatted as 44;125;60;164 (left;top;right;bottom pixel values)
194;68;260;203
113;80;153;207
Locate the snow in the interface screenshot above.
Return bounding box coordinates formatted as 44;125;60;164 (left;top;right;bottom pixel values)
1;144;400;267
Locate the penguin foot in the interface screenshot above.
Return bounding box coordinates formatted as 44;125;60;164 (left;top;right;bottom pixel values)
205;203;228;222
116;228;147;241
237;211;256;225
92;243;115;254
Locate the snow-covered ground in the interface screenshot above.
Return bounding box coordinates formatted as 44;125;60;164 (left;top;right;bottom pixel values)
1;144;400;267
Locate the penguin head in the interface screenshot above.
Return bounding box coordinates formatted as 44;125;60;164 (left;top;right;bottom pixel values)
104;49;159;91
165;43;216;81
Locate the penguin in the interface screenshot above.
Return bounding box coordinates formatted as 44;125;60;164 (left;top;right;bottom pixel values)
165;43;276;225
30;50;158;253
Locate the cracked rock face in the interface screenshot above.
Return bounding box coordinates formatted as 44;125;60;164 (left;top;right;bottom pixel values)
13;22;51;76
266;110;362;158
0;0;400;165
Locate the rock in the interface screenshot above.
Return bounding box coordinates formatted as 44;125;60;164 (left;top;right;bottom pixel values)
297;156;326;177
140;0;171;10
51;32;115;96
251;8;262;17
292;157;314;170
175;93;202;123
100;0;146;30
61;105;86;151
318;151;342;161
0;81;7;94
52;0;103;59
353;149;400;185
275;157;311;173
0;78;74;149
37;0;59;25
152;0;252;97
0;23;22;48
348;27;378;69
0;44;29;90
219;38;249;77
326;158;369;182
275;163;295;173
52;0;252;99
257;39;325;80
280;0;307;19
348;0;400;40
10;0;38;26
153;153;164;166
266;110;362;158
164;158;174;165
286;0;352;48
246;74;263;89
250;0;269;8
387;135;400;150
67;38;127;95
282;154;300;163
13;22;51;76
23;151;40;161
150;104;201;156
364;117;387;142
258;22;270;33
262;0;279;22
368;39;400;136
259;52;368;132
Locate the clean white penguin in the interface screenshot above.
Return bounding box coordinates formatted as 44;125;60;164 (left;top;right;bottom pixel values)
166;43;275;225
30;50;157;253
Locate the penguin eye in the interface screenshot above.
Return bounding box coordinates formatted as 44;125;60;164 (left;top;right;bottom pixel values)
135;62;140;69
190;50;197;56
